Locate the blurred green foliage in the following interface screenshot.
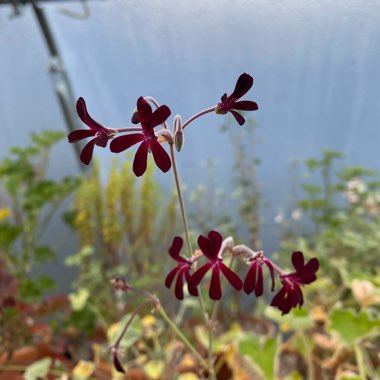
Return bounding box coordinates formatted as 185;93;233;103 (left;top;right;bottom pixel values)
0;130;80;300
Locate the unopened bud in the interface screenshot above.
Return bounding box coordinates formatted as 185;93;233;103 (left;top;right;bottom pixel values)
174;129;184;152
131;107;139;124
173;115;184;152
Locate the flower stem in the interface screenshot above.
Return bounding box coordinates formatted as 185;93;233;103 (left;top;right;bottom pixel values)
156;304;208;369
182;106;216;130
169;142;213;377
113;301;150;349
207;316;217;380
169;143;192;258
354;342;367;380
116;127;142;133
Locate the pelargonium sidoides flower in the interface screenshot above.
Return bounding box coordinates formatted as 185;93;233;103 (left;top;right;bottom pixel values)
110;97;171;176
191;231;242;301
215;73;258;126
271;251;319;315
68;97;116;165
165;236;198;300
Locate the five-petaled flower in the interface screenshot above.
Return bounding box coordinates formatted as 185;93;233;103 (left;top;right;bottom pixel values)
270;251;319;315
243;252;275;297
165;236;198;300
110;96;171;177
191;231;243;300
215;73;258;126
68;97;117;165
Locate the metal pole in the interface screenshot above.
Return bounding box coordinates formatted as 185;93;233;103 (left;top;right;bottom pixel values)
29;0;84;168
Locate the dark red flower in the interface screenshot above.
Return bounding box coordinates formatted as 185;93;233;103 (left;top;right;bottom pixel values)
270;251;319;315
243;255;275;297
110;97;171;177
165;236;198;300
215;73;258;126
68;97;116;165
191;231;243;301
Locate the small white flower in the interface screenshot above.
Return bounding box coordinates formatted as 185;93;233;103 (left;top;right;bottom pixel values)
274;212;284;224
291;209;302;220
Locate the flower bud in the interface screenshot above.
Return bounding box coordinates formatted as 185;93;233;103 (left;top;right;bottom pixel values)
174;129;184;152
131;107;139;124
173;115;184;152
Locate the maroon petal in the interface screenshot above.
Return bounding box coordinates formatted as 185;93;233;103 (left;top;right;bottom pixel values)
137;97;152;130
232;100;258;111
263;259;276;291
175;269;185;300
185;270;199;297
209;265;222;300
197;235;214;261
95;132;108;147
229;110;246;126
305;257;319;273
232;73;253;99
133;141;149;177
80;139;96;165
255;265;264;297
149;139;171;173
296;271;317;285
208;231;223;256
294;285;304;307
110;133;145;153
270;285;287;308
191;262;213;286
243;262;257;294
169;236;184;262
220;263;242;291
68;129;96;142
165;266;181;289
291;251;305;271
151;105;171;128
113;352;125;373
76;97;107;131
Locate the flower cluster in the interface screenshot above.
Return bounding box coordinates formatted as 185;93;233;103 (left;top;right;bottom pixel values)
68;72;318;319
165;231;319;314
68;73;258;174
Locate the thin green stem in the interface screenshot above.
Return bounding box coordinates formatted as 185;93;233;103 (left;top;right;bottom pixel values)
157;305;208;369
169;142;209;319
208;320;216;380
113;301;150;348
299;331;314;380
354;342;367;380
169;143;192;258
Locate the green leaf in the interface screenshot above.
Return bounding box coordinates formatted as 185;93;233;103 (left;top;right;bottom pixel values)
0;223;22;248
19;275;56;301
34;245;56;263
24;357;52;380
239;334;278;380
69;288;90;311
328;309;380;346
31;130;65;148
65;246;94;266
264;306;314;331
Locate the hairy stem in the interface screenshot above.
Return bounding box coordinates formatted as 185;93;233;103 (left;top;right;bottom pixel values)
182;106;216;130
157;305;208;369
